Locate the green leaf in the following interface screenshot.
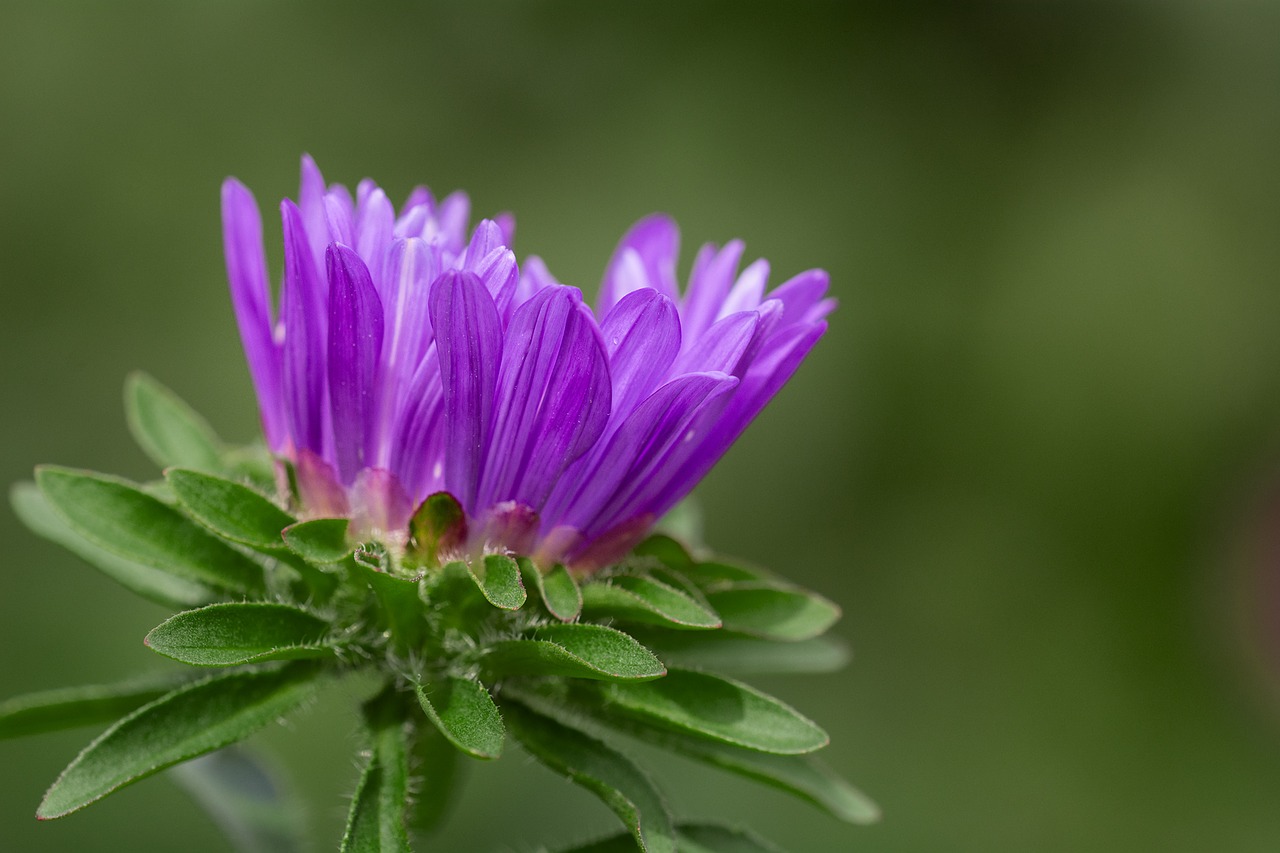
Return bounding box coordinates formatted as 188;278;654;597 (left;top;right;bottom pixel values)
581;576;720;630
631;535;696;572
675;823;785;853
415;677;504;760
484;624;667;683
35;467;265;595
125;372;224;473
407;492;467;567
408;723;462;833
520;560;582;621
602;670;828;755
629;630;850;675
10;481;217;608
351;560;425;649
169;745;307;853
282;517;352;564
506;702;675;853
145;602;334;667
0;674;190;740
703;582;840;642
679;559;770;589
37;664;323;820
166;468;295;551
342;705;411;853
476;554;527;610
550;823;783;853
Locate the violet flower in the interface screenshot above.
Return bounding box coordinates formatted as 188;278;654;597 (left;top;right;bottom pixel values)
222;157;832;569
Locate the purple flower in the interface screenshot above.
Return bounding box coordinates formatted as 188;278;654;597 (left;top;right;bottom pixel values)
222;158;832;570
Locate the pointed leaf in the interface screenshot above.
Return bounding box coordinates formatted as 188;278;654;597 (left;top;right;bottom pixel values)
581;575;720;629
455;554;526;610
602;670;828;755
407;492;468;568
167;468;295;551
35;467;265;595
0;674;190;740
676;823;786;853
415;677;504;760
506;702;675;853
169;745;307;853
342;709;411;852
282;518;352;563
703;582;840;642
631;535;695;572
10;482;216;608
37;664;323;820
483;624;666;682
145;603;334;667
630;631;850;675
519;559;582;621
351;560;425;649
125;372;224;473
408;723;462;833
679;559;770;589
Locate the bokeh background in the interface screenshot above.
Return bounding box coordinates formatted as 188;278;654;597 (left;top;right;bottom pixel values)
4;1;1280;850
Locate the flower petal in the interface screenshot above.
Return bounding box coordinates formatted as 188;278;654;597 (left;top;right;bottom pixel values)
280;200;329;455
670;309;759;376
599;288;681;423
718;258;770;319
390;345;446;500
680;239;744;343
221;179;285;450
598;214;680;316
327;245;385;484
355;187;395;290
480;286;612;512
429;270;503;514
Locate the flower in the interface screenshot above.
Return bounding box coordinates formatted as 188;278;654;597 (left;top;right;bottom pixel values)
222;157;832;569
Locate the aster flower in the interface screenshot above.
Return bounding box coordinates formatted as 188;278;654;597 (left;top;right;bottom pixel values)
6;157;872;853
222;157;832;569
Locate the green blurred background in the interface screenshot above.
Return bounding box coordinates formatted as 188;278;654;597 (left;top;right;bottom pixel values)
4;1;1280;850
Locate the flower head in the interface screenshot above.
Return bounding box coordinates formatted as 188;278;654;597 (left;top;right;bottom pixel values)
222;158;832;569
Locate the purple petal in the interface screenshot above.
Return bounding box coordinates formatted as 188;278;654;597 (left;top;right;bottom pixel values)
563;372;738;539
324;193;354;247
479;286;612;512
598;214;680;316
429;270;503;514
495;212;516;247
355;187;394;289
462;219;505;270
767;269;831;328
655;321;827;519
670;309;759;376
599;288;681;423
372;238;439;468
221;179;285;450
280;200;329;455
391;345;446;500
297;154;329;270
718;258;770;318
295;449;349;518
474;247;519;319
435;191;471;252
350;467;413;541
327;245;385;484
401;185;435;218
680;239;744;343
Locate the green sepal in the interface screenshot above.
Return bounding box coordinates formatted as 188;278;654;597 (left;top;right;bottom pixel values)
35;466;265;595
341;692;411;853
125;372;224;474
581;575;720;630
0;674;190;740
484;624;666;683
350;559;425;650
166;468;295;552
407;491;467;567
407;723;462;834
551;822;783;853
415;677;504;760
450;554;526;610
601;669;828;755
702;582;840;642
37;663;323;820
630;630;850;676
10;481;217;608
169;745;307;853
144;602;335;667
282;518;353;564
678;560;770;589
506;701;676;853
631;535;696;572
520;559;582;621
